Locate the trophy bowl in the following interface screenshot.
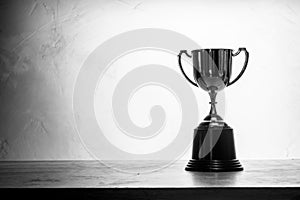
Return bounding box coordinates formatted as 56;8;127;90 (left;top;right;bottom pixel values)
178;48;249;172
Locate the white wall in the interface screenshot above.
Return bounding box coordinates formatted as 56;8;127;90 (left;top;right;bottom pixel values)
0;0;300;160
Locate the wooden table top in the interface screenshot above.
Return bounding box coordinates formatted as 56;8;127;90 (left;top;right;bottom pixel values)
0;159;299;188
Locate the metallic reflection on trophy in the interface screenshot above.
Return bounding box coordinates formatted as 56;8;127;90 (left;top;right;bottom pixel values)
178;48;249;172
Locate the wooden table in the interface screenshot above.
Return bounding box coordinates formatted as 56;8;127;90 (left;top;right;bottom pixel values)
0;160;300;199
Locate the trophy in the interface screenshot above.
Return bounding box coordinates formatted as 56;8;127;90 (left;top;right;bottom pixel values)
178;48;249;172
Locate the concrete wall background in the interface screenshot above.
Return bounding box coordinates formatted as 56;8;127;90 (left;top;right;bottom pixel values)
1;0;300;160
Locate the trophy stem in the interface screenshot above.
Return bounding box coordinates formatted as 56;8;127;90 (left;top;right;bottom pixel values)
204;87;223;121
209;89;218;115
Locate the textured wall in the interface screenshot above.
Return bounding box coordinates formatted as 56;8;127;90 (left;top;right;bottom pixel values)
1;0;300;160
0;0;91;159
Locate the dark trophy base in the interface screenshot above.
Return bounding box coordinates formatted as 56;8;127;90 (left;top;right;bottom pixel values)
185;122;243;172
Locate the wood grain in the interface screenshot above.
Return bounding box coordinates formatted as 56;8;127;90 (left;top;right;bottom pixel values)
0;159;300;188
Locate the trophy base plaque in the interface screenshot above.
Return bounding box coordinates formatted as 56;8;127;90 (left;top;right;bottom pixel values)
185;122;243;172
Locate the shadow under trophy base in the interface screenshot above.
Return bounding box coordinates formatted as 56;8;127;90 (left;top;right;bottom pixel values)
178;48;249;172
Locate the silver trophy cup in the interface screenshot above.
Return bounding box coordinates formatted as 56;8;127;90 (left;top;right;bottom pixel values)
178;48;249;172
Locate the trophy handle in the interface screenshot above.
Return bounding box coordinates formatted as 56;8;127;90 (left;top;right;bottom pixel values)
228;47;249;86
178;50;198;87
